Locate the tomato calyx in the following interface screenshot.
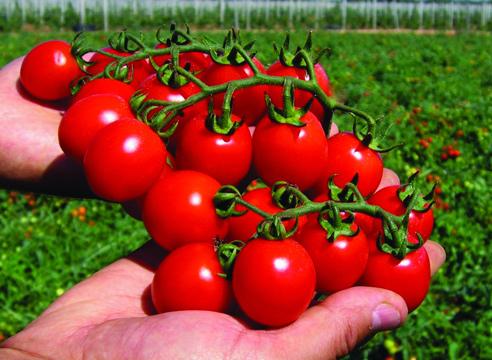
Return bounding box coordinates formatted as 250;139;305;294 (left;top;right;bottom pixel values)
318;203;359;242
205;85;243;135
397;171;437;214
216;240;245;279
209;28;256;66
265;79;313;128
273;32;330;69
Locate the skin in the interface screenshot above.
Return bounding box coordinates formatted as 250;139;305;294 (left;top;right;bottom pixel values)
0;57;446;359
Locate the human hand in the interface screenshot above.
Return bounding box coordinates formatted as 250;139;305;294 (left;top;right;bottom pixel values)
0;57;91;197
0;238;445;360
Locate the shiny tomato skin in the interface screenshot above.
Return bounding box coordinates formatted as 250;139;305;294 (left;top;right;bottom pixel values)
175;114;252;185
84;119;167;202
87;48;153;87
59;94;134;162
365;185;434;252
252;111;328;191
153;43;212;74
151;243;233;313
359;245;431;312
313;132;383;198
297;220;369;293
232;238;316;327
143;170;228;251
203;58;267;125
266;61;333;122
20;40;83;101
72;78;135;104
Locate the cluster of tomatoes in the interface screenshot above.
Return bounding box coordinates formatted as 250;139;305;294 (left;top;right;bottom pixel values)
20;30;435;328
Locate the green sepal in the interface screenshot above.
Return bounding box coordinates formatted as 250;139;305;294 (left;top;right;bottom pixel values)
353;116;403;153
327;175;364;202
264;79;310;127
156;62;190;88
214;185;246;218
271;182;303;210
274;32;330;68
108;29;145;52
129;90;148;114
209;28;255;66
216;240;244;279
318;203;358;242
257;216;299;240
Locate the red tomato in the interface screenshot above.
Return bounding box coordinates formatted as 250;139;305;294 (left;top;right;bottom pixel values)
252;111;328;191
359;245;431;312
362;185;435;253
142;170;228;251
227;187;303;242
87;47;153;87
266;61;333;122
151;243;232;313
175;114;252;185
232;238;316;327
72;78;135;104
20;40;83;101
59;94;134;162
153;43;212;74
84;119;167;202
313;132;383;198
203;58;267;125
296;219;369;293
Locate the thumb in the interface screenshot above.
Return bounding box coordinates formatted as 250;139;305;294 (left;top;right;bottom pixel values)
276;287;408;360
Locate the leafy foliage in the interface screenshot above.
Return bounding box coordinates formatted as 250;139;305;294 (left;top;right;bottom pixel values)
0;31;491;359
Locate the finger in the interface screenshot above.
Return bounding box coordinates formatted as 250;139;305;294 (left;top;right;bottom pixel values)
424;240;446;276
273;287;407;359
328;121;339;137
376;168;400;192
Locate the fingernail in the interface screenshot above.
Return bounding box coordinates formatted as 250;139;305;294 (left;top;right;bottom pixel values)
371;303;402;331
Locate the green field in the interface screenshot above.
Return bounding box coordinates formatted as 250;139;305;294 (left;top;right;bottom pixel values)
0;30;491;359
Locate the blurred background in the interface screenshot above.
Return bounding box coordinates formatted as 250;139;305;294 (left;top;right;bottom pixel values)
0;1;491;360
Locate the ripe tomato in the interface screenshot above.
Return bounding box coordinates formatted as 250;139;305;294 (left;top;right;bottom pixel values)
362;185;434;253
266;61;333;122
72;78;135;104
84;119;167;202
151;243;233;313
142;170;228;251
296;219;369;293
175;114;252;185
87;47;153;87
252;111;328;191
59;94;134;162
227;187;303;242
153;43;212;74
232;238;316;327
359;245;431;312
313;132;383;198
203;58;267;125
20;40;83;101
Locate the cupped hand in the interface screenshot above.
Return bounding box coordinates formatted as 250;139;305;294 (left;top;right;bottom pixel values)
0;58;91;196
0;239;445;360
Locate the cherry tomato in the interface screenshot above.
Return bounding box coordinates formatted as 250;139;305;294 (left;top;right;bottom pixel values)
313;132;383;198
175;114;252;185
232;238;316;327
142;170;228;251
359;245;431;312
20;40;83;101
203;58;267;125
84;119;167;202
266;61;333;122
296;219;369;293
153;43;212;74
227;187;303;242
72;78;135;104
59;94;134;162
362;185;434;253
152;243;233;313
252;111;328;191
87;47;153;87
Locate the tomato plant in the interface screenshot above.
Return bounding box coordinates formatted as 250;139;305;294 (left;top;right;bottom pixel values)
296;219;369;293
151;242;232;313
142;170;228;251
232;238;316;327
84;119;167;202
59;94;134;161
252;111;328;191
20;40;83;101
